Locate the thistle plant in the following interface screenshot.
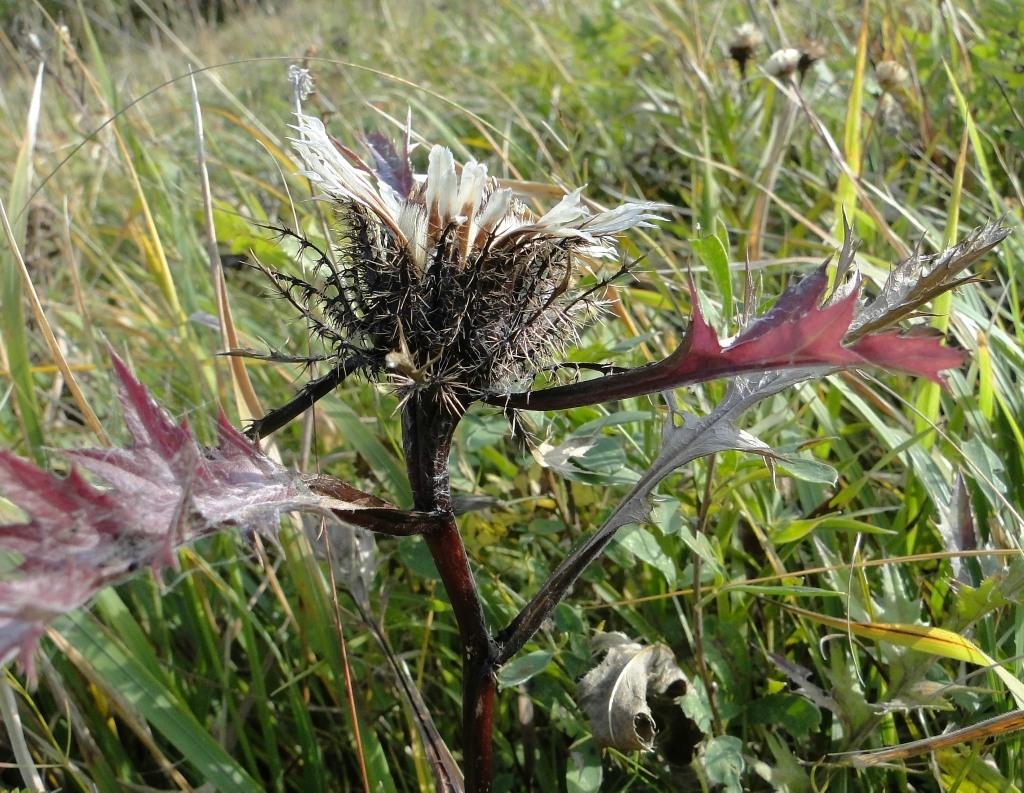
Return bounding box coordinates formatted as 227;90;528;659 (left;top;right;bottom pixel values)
248;114;662;437
0;102;1010;793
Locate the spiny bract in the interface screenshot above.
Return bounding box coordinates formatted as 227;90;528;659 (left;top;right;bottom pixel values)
271;113;662;415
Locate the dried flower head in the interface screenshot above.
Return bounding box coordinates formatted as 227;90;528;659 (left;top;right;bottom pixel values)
764;48;802;79
797;40;827;82
288;65;316;104
271;114;662;416
728;23;763;77
875;59;910;93
877;92;905;132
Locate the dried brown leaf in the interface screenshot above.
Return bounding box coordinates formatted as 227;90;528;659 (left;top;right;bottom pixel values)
577;632;687;752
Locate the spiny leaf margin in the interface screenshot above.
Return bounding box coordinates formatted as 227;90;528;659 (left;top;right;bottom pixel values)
0;350;322;679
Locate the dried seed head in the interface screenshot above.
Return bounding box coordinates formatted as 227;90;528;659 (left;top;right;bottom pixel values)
875;59;909;93
797;40;827;81
764;48;802;80
288;65;316;104
728;23;763;77
279;113;663;414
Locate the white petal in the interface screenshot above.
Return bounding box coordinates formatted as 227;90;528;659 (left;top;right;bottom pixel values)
397;202;429;272
290;114;401;239
457;162;488;255
476;188;513;233
457;162;488;220
535;187;588;229
426;146;458;226
583;202;665;235
377;182;404;217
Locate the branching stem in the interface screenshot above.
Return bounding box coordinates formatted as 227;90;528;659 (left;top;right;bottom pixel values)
246;357;365;440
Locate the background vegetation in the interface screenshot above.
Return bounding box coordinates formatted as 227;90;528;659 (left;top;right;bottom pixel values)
1;0;1023;790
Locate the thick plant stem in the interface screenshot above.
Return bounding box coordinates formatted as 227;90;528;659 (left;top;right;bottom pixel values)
402;392;460;513
425;518;496;792
402;392;496;792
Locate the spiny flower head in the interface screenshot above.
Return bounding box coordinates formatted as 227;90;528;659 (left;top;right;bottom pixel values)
276;113;662;414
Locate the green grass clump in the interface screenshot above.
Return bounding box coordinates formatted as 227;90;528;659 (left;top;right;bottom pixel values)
1;0;1023;791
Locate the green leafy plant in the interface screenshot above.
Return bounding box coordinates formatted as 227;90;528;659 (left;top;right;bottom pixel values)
1;95;1008;789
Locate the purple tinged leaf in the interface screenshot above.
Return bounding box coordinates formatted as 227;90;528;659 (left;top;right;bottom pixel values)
0;350;323;679
936;474;978;585
495;260;967;413
363;130;415;197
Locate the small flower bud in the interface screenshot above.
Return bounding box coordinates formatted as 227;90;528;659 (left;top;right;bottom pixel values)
26;31;44;58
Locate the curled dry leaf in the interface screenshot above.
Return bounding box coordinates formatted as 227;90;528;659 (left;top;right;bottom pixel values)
577;632;687;752
848;220;1010;339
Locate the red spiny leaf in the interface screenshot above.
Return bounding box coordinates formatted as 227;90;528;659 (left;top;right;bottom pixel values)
0;454;126;557
848;332;965;382
495;263;964;412
0;350;319;679
0;571;98;679
108;351;194;465
658;267;861;386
